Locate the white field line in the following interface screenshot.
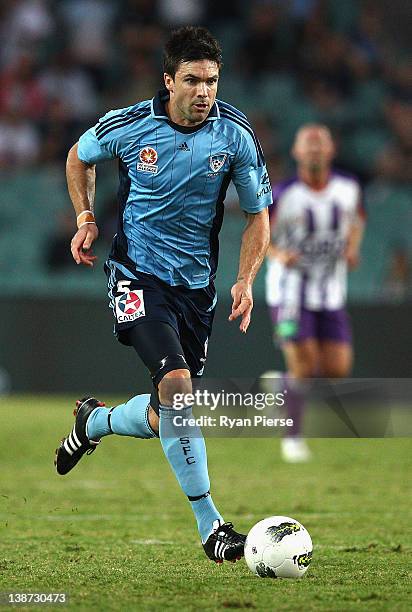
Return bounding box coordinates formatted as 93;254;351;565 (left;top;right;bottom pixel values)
38;480;117;489
129;539;175;545
0;514;171;521
0;511;401;523
314;544;360;550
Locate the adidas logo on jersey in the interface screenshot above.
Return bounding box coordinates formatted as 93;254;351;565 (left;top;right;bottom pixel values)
177;142;190;151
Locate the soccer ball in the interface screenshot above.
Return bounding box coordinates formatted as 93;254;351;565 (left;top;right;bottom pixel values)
244;516;313;579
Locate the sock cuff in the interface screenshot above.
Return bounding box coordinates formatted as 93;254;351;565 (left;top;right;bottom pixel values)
145;404;159;438
107;407;115;433
159;403;193;417
187;490;210;502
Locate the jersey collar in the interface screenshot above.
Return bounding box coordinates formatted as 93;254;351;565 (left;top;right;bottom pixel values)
151;89;220;121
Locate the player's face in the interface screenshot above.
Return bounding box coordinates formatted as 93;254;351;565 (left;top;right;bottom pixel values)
293;128;335;171
164;60;219;126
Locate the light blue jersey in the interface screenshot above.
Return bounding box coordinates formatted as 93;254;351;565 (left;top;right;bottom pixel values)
78;90;272;289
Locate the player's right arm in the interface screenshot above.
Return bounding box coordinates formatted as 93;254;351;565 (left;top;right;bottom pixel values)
66;144;99;267
66;111;120;266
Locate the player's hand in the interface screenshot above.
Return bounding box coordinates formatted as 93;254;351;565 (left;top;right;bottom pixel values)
70;223;99;267
345;246;360;269
229;279;253;334
277;249;300;267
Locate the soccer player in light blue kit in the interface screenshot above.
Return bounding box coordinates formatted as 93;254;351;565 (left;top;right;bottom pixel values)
55;26;271;563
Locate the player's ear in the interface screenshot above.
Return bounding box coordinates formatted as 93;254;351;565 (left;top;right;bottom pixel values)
164;73;174;94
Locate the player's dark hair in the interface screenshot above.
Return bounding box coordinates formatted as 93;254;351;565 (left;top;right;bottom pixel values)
163;26;222;78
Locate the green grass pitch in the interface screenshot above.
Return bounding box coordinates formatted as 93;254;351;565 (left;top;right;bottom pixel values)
0;396;411;611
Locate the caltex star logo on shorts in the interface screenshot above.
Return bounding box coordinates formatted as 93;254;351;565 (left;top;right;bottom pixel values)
118;291;141;315
115;289;146;322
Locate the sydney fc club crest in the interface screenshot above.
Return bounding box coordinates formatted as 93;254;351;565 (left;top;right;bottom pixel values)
115;289;146;323
137;147;158;174
209;153;227;173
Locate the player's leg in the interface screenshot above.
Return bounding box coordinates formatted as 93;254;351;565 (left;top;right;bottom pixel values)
280;339;318;460
123;319;223;540
54;268;170;474
85;310;225;444
278;308;319;422
148;327;244;562
84;319;190;441
54;321;167;476
55;390;158;476
156;367;225;543
67;320;190;445
81;267;182;442
282;338;320;379
318;308;353;377
318;341;352;377
277;310;320;462
86;394;158;439
159;285;246;561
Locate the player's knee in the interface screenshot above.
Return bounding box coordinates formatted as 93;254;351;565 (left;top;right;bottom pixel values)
320;351;352;378
289;361;317;379
158;368;192;407
321;364;351;378
284;343;319;378
151;353;189;384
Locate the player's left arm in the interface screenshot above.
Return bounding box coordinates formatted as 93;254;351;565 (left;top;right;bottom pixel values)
345;190;366;269
230;127;272;332
229;209;270;333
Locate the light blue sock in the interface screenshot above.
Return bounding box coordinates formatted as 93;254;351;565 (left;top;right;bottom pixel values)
86;394;157;440
189;494;223;543
159;404;223;542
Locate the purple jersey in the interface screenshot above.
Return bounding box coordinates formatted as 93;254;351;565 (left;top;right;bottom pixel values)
266;173;362;312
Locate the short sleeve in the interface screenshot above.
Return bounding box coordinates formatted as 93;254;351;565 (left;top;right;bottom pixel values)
77;126;117;164
231;130;272;213
77;107;132;163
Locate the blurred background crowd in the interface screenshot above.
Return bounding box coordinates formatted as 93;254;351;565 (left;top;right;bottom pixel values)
0;0;411;301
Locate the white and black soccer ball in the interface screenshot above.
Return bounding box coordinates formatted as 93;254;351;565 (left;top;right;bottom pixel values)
244;516;313;579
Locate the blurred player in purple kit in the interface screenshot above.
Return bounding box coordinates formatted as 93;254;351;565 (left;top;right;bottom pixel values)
265;124;365;462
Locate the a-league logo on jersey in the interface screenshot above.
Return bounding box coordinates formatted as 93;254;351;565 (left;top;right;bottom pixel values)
209;154;227;173
115;289;146;322
137;147;158;174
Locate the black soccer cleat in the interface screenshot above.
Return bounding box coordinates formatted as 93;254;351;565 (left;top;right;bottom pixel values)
203;520;247;564
54;397;106;476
